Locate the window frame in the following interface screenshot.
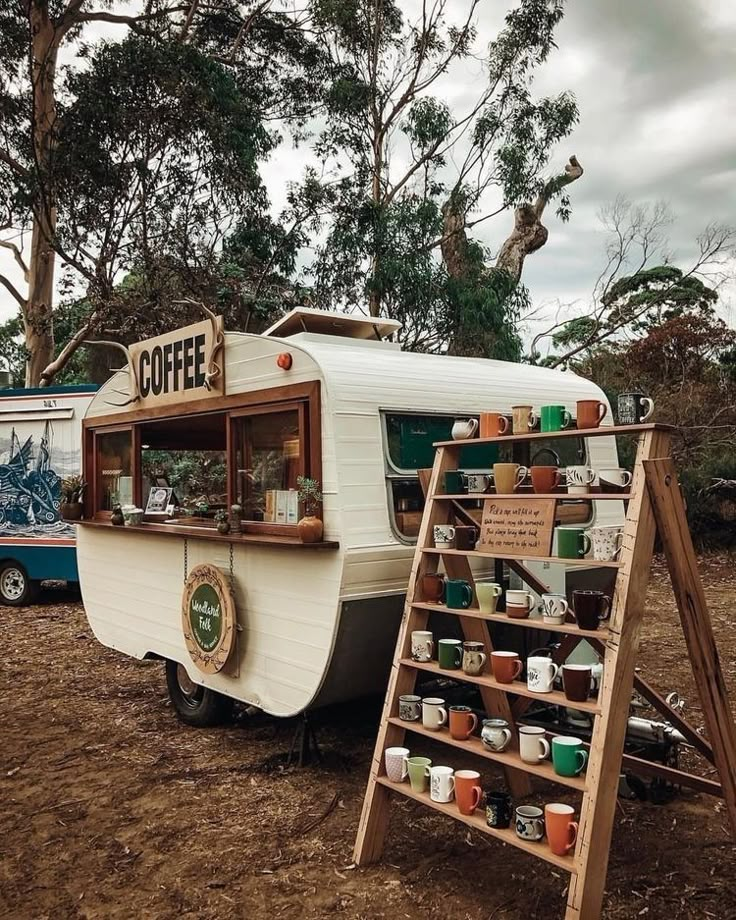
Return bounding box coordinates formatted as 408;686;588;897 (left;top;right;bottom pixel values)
88;424;141;518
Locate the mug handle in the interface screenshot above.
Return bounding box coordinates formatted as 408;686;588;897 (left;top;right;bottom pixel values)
467;712;478;736
549;662;560;683
492;584;503;597
552;469;561;489
462;584;473;608
533;818;545;837
428;640;435;658
580;533;592;558
528;411;537;430
640;397;654;421
515;465;529;489
598;402;608;423
401;756;409;781
512;659;524;680
585;467;596;484
437;707;447;726
448;775;455;795
599;596;611;621
566;820;579;852
538;738;550;761
575;750;589;775
613;532;624;559
621;470;633;487
561;410;572;429
454;645;464;667
499;415;509;434
525;592;536;610
470;785;482;811
559;598;570;615
478;652;488;670
501;728;512;749
423;765;431;779
469;418;479;437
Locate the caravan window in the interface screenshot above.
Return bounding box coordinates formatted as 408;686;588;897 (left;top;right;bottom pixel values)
94;428;135;512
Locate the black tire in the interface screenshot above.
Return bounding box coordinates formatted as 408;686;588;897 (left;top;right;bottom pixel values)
0;562;40;607
165;659;234;727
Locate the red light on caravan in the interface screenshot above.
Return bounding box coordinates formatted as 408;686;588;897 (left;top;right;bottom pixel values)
277;352;293;370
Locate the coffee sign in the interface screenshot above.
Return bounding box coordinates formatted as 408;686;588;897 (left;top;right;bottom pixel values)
181;563;236;674
477;498;555;557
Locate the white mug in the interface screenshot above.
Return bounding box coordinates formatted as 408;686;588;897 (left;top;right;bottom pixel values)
429;765;455;802
411;630;434;662
422;697;447;732
385;746;410;783
527;655;560;693
585;526;624;561
481;718;512;752
451;418;478;441
476;582;503;614
566;465;595;495
598;468;632;490
433;524;456;548
540;593;569;625
506;589;535;619
519;725;550;763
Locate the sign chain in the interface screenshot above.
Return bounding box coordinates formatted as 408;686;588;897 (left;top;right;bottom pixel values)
183;538;188;582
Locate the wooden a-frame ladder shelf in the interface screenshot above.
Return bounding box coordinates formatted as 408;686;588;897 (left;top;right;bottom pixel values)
354;423;736;920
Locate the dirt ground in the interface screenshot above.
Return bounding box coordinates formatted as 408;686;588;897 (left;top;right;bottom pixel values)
2;554;736;920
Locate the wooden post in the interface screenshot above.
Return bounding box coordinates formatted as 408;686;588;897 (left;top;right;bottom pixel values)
644;457;736;838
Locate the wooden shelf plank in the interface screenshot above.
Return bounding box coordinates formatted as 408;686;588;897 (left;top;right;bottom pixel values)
387;717;587;791
400;658;602;714
434;422;672;448
434;493;631;501
376;776;578;873
410;602;610;640
423;547;622;568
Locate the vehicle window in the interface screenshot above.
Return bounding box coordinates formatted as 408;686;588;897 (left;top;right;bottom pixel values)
95;429;133;511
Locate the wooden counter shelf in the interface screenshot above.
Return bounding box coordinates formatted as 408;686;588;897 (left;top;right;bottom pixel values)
375;777;578;873
410;601;611;640
435;493;631;501
433;421;673;448
77;519;340;549
387;717;587;791
399;658;602;714
423;547;622;568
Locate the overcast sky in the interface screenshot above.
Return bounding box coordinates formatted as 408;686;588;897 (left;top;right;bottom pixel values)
2;0;735;344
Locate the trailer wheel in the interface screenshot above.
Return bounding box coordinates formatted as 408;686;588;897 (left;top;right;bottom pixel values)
165;660;233;727
0;562;39;607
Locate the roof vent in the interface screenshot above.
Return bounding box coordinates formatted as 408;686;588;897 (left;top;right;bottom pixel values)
263;307;402;342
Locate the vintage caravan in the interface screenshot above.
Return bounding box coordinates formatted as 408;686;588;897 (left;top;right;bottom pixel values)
77;308;623;725
0;384;97;605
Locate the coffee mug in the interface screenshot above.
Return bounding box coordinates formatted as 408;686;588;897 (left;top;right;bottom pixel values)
540;593;569;625
433;523;455;549
421;573;445;603
385;746;410;783
449;705;478;741
422;697;447;731
572;590;611;630
455;770;482;816
530;466;561;494
493;462;529;494
506;589;535;620
556;527;591;559
566;465;596;495
585;525;624;561
407;756;432;793
476;582;503;614
429;765;455;803
618;392;654;425
576;398;608;429
512;405;537;434
598;467;633;493
454;525;479;550
462;641;487;675
545;803;578;856
479;412;509;438
438;638;463;670
445;579;473;610
551;736;588;777
527;656;560;694
515;805;545;841
399;694;422;721
444;470;467;494
411;630;434;662
481;718;512;753
519;725;550;763
540;404;572;433
491;651;523;684
562;665;592;703
465;473;491;494
452;418;479;440
486;790;512;828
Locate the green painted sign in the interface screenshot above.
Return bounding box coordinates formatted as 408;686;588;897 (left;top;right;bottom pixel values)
188;583;223;652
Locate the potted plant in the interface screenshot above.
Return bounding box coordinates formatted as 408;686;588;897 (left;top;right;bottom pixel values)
296;476;323;543
214;509;230;535
60;475;86;521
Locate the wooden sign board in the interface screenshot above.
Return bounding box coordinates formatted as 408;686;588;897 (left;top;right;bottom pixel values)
181;563;237;674
129;316;224;410
477;498;555;557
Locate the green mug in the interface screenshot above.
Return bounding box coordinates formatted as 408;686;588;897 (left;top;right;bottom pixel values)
444;470;467;494
445;578;473;609
540;404;572;433
556;527;591;559
438;638;463;669
551;736;588;777
407;756;432;793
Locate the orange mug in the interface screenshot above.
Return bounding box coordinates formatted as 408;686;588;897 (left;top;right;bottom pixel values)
576;399;607;429
455;769;482;816
545;803;578;856
480;412;509;438
530;466;561;494
449;705;478;740
491;651;523;684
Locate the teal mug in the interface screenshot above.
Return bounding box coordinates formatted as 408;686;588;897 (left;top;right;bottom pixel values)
438;638;463;669
445;578;473;609
556;527;591;559
541;404;572;433
551;736;589;777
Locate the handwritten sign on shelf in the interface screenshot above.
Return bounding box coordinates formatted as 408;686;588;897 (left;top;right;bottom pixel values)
477;498;556;558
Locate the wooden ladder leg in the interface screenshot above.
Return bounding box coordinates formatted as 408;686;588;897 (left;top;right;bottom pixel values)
644;457;736;838
565;428;671;920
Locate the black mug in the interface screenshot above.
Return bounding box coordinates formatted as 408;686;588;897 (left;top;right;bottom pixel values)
455;525;479;551
617;392;654;425
572;589;611;630
485;790;512;829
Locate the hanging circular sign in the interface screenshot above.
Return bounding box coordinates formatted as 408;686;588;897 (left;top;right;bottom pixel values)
181;563;236;674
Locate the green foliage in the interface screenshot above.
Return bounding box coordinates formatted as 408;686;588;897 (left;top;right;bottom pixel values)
0;315;25;384
297;475;322;516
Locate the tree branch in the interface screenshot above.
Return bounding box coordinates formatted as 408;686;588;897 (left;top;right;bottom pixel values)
0;239;30;281
39;313;98;386
0;273;28;311
71;6;188;27
0;149;29;177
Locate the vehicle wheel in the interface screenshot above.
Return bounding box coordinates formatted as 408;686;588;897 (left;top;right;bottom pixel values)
0;562;39;607
165;659;233;727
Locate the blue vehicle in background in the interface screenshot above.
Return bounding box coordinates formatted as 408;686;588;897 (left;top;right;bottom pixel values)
0;384;97;605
